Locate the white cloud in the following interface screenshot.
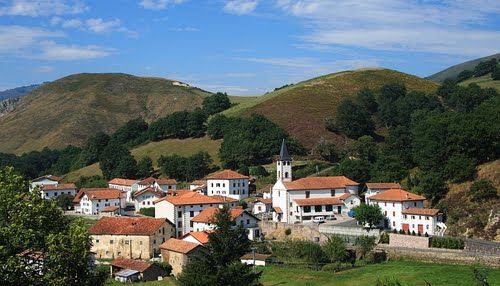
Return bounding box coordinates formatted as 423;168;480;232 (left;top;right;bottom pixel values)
0;0;87;17
38;40;114;60
0;25;63;53
62;18;82;28
86;18;121;33
50;16;62;25
276;0;500;57
139;0;185;10
224;0;259;15
38;65;54;73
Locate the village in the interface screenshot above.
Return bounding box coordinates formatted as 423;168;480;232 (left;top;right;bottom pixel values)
28;139;497;284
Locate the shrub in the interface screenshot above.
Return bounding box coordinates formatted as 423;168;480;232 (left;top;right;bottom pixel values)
379;232;389;244
322;236;348;263
411;230;416;236
139;207;155;217
284;228;292;236
469;180;497;201
431;236;465;249
365;250;387;264
398;229;404;235
354;236;376;260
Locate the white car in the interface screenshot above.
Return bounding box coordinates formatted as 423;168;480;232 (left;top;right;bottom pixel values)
312;216;325;224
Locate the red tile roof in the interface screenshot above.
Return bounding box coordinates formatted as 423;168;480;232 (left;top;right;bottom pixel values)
73;188;124;203
191;207;246;223
160;238;202;254
108;178;138;186
156;178;177;185
366;183;401;190
256;198;272;204
41;183;76;191
155;192;237;205
205;169;249;180
133;187;164;199
112;257;152;272
273;207;283;214
402;208;440;216
190;180;207;186
101;206;119;212
294;197;343;206
283;176;358;190
182;231;211;245
137;177;156;185
369;189;426;202
89;217;167;235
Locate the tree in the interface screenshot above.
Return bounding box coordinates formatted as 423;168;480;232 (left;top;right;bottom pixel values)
492;64;500;80
353;204;384;228
322;236;348;263
353;135;378;163
411;171;448;206
74;132;110;167
158;152;212;182
314;139;339;163
335;99;375;139
0;167;104;286
177;206;261;286
338;158;372;184
456;70;474;82
469;180;497;202
99;142;137;180
444;154;476;183
356;88;378;114
474;58;497;77
109;118;148;147
249;166;269;178
202;92;231;115
56;193;74;210
75;176;108;189
207;114;231;140
377;83;407;127
136;157;153;179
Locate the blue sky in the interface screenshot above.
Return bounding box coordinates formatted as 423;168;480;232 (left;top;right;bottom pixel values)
1;0;499;95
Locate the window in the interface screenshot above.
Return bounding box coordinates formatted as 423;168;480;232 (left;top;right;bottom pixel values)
392;211;395;217
177;221;182;227
425;216;430;220
140;241;143;245
153;239;156;244
305;191;310;198
392;202;395;207
331;190;335;197
223;183;225;187
392;221;395;227
426;225;429;229
404;215;407;219
110;240;114;244
412;216;415;219
384;211;387;216
284;172;289;178
125;240;129;245
289;202;292;207
246;219;250;225
384;202;387;206
55;192;58;196
314;205;322;212
304;206;311;213
190;211;194;217
258;206;262;211
216;183;220;187
414;202;417;207
95;239;99;243
325;205;333;212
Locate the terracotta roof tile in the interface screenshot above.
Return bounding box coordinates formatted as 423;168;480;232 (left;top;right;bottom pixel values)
101;206;119;212
273;207;283;214
294;197;343;206
137;177;156;185
42;183;76;191
160;238;202;254
108;178;138;186
112;257;152;272
256;198;272;204
206;169;249;180
402;208;440;216
133;187;165;199
366;182;401;189
73;188;124;203
156;178;177;185
89;217;167;235
191;180;207;186
155;192;237;205
369;189;426;202
283;176;358;190
191;207;246;223
182;231;211;245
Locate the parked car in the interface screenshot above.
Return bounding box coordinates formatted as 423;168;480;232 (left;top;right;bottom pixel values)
312;216;325;224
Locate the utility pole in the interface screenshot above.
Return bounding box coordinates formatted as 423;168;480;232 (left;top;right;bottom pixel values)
250;246;257;273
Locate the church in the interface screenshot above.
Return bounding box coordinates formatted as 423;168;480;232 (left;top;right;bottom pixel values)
271;140;361;223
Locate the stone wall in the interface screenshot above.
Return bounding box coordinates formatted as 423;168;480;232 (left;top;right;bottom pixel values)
389;233;429;249
465;239;500;255
259;221;329;243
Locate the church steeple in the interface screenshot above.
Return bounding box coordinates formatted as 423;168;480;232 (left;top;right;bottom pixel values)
277;139;292;182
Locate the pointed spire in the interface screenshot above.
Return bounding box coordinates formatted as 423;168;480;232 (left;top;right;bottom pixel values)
279;139;291;161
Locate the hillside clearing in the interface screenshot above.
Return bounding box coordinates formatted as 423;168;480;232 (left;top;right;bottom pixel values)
459;74;500;91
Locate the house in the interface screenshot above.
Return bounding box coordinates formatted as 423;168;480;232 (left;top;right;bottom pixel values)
30;175;61;191
258;184;273;199
272;140;360;223
111;257;168;282
101;206;121;216
253;198;272;215
40;183;77;200
133;187;165;213
241;253;271;266
160;238;205;277
73;188;126;215
181;231;211;245
190;179;207;194
154;192;237;237
108;178;139;202
191;207;261;240
137;177;177;193
206;169;250;200
89;216;175;259
366;188;445;235
364;182;402;203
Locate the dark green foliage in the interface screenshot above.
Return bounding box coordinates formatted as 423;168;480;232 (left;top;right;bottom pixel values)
99;142;138;180
410;171;448;206
48;145;82;175
377;83;407;127
178;206;261;286
378;232;389;244
136;157;153;179
492;64;500;80
456;70;474;82
356;88;378;114
469;180;497;201
56;193;74;210
370;154;409;182
337;158;371;184
335;99;375;139
249;166;269;178
271;240;328;266
158;152;212;182
381;126;414;169
473;266;490;286
238;166;249;176
147;109;208;141
139;207;155;217
109;118;148;147
202;92;231;115
354;236;376;260
353;136;378;163
74;132;110;167
153;261;172;276
474;58;497;77
284;228;292;236
444;154;476;183
393;91;442;126
75;175;108;189
322;236;348;263
353;204;384;228
375;277;402;286
324;117;338;133
437;79;458;98
207;114;231;140
314;139;339;163
431;236;465;249
441;83;496;112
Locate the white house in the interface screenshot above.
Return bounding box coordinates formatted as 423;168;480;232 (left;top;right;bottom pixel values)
206;169;249;200
253;198;272;215
191;207;261;240
189;180;207;194
30;175;61;191
364;182;402;203
108;178;139;202
181;231;211;245
40;183;77;199
154;192;237;237
366;188;445;235
137;177;177;193
73;188;126;215
272;140;360;224
133;187;165;212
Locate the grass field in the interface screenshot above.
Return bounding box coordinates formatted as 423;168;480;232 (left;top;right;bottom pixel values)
103;260;500;286
459;73;500;91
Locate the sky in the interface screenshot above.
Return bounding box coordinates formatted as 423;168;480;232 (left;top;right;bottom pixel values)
1;0;499;95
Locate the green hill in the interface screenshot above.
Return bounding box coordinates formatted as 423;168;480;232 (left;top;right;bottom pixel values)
458;73;500;91
224;68;438;149
427;53;500;83
0;73;211;154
